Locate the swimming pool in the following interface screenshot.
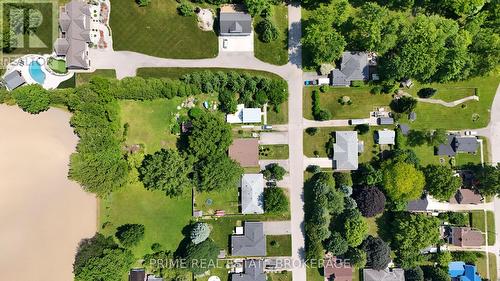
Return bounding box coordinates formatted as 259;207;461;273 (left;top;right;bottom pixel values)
29;60;46;85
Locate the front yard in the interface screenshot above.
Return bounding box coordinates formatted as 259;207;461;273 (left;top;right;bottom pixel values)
266;235;292;256
110;0;218;58
194;188;239;215
260;145;289;159
470;211;496;246
254;4;289;66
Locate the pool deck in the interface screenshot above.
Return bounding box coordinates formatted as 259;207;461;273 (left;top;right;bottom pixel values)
3;55;74;90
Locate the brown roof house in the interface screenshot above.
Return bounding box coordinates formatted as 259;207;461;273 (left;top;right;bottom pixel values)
451;227;484;247
449;189;483;205
229;138;259;167
324;256;352;281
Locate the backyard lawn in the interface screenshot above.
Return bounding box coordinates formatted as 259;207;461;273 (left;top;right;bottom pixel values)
303;86;393;120
406;82;476;102
260;145;289;159
267;102;288;124
120;99;182;153
110;0;218;58
470;211;496;246
194;188;239;215
99;182;192;259
254;4;289;66
266;235;292;256
268;271;292;281
76;69;116;85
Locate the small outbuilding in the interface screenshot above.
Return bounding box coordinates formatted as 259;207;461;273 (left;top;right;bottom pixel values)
377;117;394;125
376;129;396;145
227;104;262;124
2;70;26;91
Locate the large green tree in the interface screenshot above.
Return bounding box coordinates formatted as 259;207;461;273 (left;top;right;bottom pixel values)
382;162;425;202
196;155;243;192
177;239;219;275
264;187;289;213
362;235;392;270
302;23;346;66
139;149;193;197
187;112;232;159
474;164;500;196
423;165;462;201
340;209;368;247
115;224;145;247
12;84;50;114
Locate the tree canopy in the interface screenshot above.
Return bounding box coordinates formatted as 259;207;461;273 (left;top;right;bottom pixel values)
115;224;145;247
187;112;233;159
196;155;243;192
362;235;392;270
264;187;289;213
382;162;425;202
12;84;50;114
340;209;368;247
353;186;386;217
423;165;462;201
177;239;219;275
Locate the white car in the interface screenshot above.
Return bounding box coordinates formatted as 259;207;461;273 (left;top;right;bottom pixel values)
223;39;228;49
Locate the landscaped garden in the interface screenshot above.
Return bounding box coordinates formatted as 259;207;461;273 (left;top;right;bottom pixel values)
254;4;289;66
110;0;218;58
259;145;289;159
47;57;67;74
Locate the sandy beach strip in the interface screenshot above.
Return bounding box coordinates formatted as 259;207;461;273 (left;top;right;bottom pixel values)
0;105;97;281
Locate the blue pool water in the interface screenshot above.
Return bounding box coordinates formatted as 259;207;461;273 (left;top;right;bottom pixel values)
29;60;46;85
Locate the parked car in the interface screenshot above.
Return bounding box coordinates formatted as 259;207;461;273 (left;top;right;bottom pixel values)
464;131;478;136
304;80;318;86
262;125;273;130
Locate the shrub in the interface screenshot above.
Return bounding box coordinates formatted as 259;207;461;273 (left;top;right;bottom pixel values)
264;187;289;213
190;222;211;244
351;80;364;87
262;163;286;181
136;0;150;7
307;165;321;174
371;86;382;94
257;18;279;43
344;197;357;209
316;109;332;121
188;107;204;119
417;87;437;98
354;124;370;135
177;1;194;16
334;172;353;188
353;186;386;217
390;96;418;114
338;96;351;105
12;84;50;114
115;224;145;247
306;127;318;136
320;85;328;93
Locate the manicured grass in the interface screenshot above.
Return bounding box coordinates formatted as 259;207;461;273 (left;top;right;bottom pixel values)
57;75;76;89
268;271;292;281
365;215;381;237
76;69;116;86
110;0;217;58
307;267;324;281
195;188;239;215
410;142;482;168
260;145;289;160
195;262;229;281
303;86;393;120
136;67;284;80
470;211;496;246
254;4;289;66
476;252;497;281
303;126;390;162
99;182;192;259
267;102;288;124
406;81;476;102
266;235;292;257
47;58;67;74
120;99;182;153
208;217;242;252
401;73;499;130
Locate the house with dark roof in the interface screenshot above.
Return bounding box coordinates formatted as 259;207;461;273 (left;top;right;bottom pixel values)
449;262;482;281
398;124;410;136
219;4;252;36
378;117;394;125
324;256;352;281
449;189;483;205
229;138;259;167
333;131;360;171
231;222;266;256
437;135;479;156
240;174;264;214
231;259;266;281
129;269;146;281
449;227;484;247
55;0;98;69
2;70;26;90
331;52;370;86
363;268;405;281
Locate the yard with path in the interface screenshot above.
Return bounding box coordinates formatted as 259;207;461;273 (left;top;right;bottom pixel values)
254;4;289;66
110;0;218;58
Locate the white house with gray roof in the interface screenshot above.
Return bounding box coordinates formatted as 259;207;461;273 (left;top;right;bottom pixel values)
376;129;396;145
331;52;370;86
55;0;99;69
333;131;360;170
363;268;405;281
240;174;264;214
231;222;266;256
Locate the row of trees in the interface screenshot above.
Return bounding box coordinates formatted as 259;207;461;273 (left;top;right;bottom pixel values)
302;0;499;83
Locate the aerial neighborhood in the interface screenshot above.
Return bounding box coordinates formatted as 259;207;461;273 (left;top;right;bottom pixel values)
0;0;499;281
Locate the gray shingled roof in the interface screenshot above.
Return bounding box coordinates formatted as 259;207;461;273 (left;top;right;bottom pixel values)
363;269;405;281
241;174;264;214
331;52;369;86
333;131;359;170
437;135;456;156
376;130;396;145
3;70;26;90
231;222;266;256
407;197;429;212
399;124;410;136
220;12;252;36
378;117;394;125
455;136;479;153
56;0;92;69
231;260;266;281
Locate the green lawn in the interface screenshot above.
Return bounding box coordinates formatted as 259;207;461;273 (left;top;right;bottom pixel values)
76;69;116;86
307;267;324;281
99;182;192;259
268;271;292;281
476;252;497;281
266;235;292;256
470;211;496;246
47;58;67;74
260;145;289;159
303;126;390;162
254;4;289;66
195;188;239;215
120;99;182;153
401;74;499;130
303;86;393;120
110;0;217;58
365;215;380;237
208;217;242;252
406;82;476;102
267;102;288;125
